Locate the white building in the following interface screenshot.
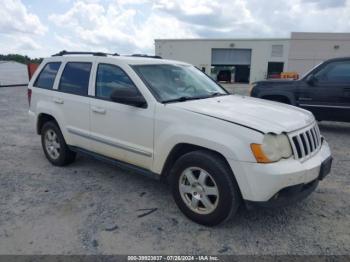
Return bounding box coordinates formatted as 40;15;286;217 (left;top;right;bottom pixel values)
155;32;350;83
0;61;29;86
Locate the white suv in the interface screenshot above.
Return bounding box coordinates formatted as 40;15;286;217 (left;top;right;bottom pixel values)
28;51;332;226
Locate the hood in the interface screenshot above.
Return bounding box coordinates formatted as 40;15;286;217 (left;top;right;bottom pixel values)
170;95;315;134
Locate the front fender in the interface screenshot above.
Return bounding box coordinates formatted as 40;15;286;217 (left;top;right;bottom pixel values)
152;106;263;174
257;90;296;105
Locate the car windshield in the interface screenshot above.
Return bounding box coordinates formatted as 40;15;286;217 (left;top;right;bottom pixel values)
132;64;228;103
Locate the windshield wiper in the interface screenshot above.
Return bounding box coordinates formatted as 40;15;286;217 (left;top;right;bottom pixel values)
163;96;206;103
163;93;229;103
209;92;221;97
209;92;228;97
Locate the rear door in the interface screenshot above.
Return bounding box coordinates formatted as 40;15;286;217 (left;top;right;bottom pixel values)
31;61;61;115
298;60;350;122
52;59;93;149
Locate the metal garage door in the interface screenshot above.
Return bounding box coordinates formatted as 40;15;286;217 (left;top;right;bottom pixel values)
211;49;251;65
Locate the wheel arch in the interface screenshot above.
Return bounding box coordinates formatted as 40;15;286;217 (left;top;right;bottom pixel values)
36;113;59;135
162;144;224;176
161;143;244;205
161;143;239;187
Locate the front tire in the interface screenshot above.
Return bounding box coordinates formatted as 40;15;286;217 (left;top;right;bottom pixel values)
170;150;241;226
41;121;76;166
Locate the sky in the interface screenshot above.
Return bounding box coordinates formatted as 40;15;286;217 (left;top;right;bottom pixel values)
1;0;350;58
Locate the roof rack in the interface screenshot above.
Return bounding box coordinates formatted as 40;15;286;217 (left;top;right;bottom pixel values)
51;51;161;59
52;50;120;57
130;54;162;59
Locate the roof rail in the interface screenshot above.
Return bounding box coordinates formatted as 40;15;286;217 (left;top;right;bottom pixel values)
130;54;162;59
52;50;120;57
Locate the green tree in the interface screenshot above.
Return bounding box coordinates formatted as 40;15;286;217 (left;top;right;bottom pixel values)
0;54;43;64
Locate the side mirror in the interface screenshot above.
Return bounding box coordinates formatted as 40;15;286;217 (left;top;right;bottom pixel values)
306;74;317;86
110;89;147;108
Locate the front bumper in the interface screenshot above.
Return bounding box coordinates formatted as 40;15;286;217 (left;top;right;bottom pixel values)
228;140;332;203
245;178;319;209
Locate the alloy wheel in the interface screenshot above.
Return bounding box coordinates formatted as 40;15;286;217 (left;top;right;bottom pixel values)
179;167;219;215
44;129;61;160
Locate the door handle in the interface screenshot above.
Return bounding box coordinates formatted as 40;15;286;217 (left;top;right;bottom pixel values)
91;106;106;114
53;98;64;104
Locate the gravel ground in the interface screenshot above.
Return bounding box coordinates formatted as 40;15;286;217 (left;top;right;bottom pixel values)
0;85;349;255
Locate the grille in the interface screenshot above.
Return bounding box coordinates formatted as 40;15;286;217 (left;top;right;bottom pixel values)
288;123;322;161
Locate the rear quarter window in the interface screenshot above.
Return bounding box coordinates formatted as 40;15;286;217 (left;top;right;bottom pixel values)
59;62;92;96
34;62;61;89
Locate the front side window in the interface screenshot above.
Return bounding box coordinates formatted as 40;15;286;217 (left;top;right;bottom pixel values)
132;64;228;103
34;62;61;89
59;62;92;95
95;64;138;100
315;61;350;83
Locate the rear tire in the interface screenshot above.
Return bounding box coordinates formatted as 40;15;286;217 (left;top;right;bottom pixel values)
170;150;241;226
41;121;76;166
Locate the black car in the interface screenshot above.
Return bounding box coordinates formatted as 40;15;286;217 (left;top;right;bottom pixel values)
251;57;350;122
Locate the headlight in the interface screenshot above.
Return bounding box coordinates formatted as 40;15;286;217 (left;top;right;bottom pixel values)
251;133;292;163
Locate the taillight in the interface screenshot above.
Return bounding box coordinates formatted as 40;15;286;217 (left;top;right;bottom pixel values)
27;88;32;106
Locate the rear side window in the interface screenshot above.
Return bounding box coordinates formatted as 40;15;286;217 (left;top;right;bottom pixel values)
95;64;138;100
34;62;61;89
59;62;92;95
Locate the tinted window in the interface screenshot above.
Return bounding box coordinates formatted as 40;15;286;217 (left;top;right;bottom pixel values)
34;62;61;89
96;64;138;100
59;62;92;95
315;61;350;83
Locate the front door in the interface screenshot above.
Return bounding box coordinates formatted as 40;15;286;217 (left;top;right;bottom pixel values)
89;63;154;170
298;59;350;122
